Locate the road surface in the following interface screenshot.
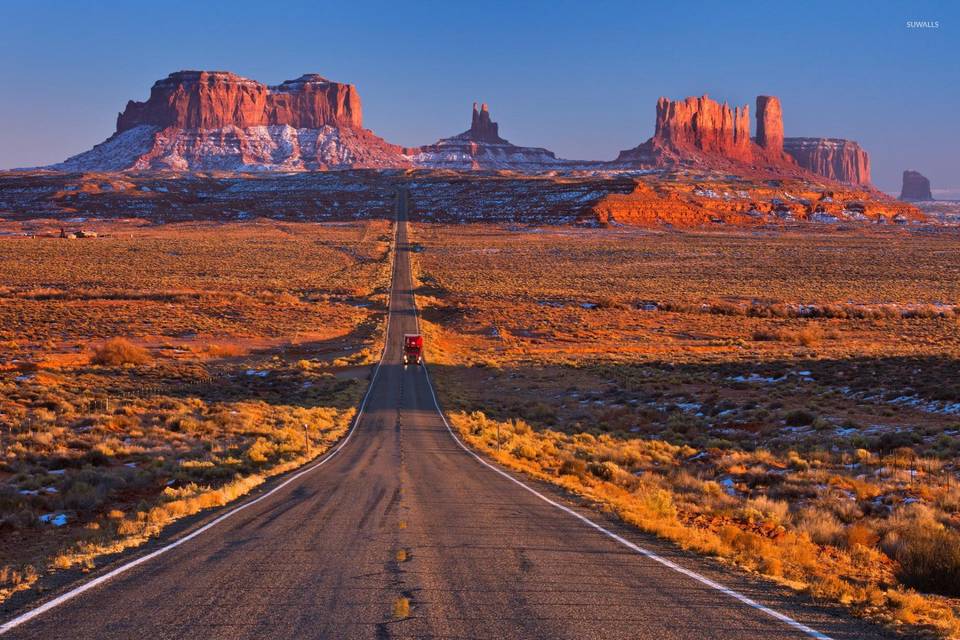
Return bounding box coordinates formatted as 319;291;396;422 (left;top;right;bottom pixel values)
1;191;893;639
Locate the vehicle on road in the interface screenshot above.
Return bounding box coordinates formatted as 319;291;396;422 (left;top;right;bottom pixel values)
403;333;423;365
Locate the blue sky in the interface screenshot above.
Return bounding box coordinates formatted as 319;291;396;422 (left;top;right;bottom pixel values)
1;0;956;194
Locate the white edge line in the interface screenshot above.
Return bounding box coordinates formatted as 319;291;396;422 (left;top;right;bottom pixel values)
404;220;833;640
0;215;403;635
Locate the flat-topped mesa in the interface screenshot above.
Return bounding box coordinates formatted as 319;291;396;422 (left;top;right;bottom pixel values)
461;102;507;144
783;138;871;186
653;95;752;161
266;74;362;129
116;70;363;133
58;70;407;171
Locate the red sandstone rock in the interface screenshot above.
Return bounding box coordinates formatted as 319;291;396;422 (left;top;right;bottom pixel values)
617;94;874;187
62;73;879;184
755;96;784;155
116;71;363;133
652;95;752;161
467;102;505;143
783;138;871;186
899;170;933;201
59;70;408;171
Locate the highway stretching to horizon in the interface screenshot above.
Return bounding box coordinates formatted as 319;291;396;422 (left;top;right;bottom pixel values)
0;191;897;639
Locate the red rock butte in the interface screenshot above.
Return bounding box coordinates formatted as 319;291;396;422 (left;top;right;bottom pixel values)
408;102;563;171
782;138;870;186
900;170;933;201
755;96;785;156
465;102;506;144
616;93;870;185
654;95;752;161
116;71;363;133
51;69;874;186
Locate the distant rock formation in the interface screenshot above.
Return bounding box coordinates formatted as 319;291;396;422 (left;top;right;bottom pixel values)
55;71;409;171
586;178;923;227
409;103;566;171
467;103;505;144
653;95;752;161
116;71;363;132
616;93;872;186
783;138;871;186
48;72;878;184
899;170;933;201
616;94;794;171
755;96;784;156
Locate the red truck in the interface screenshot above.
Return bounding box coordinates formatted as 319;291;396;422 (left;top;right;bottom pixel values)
403;334;423;365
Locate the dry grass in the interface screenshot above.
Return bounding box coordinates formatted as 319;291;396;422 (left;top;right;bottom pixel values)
891;523;960;596
90;338;152;366
412;222;960;638
393;596;411;619
0;220;392;605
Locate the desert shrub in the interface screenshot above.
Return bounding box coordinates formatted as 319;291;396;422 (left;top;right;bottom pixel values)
512;419;532;435
639;488;677;520
784;409;815;427
558;457;587;479
876;430;918;453
91;338;151;366
245;438;274;464
892;524;960;596
796;507;844;545
708;301;741;316
752;329;781;341
511;443;538;460
744;496;790;525
795;326;823;347
0;565;37;588
587;461;616;481
845;522;879;548
720;525;780;575
63;481;101;511
752;325;836;344
259;291;300;305
204;343;245;358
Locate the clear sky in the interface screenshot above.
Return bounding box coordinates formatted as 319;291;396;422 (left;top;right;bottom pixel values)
1;0;956;195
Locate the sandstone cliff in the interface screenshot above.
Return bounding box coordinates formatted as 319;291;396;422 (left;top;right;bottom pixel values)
653;95;752;161
116;71;363;132
783;138;870;186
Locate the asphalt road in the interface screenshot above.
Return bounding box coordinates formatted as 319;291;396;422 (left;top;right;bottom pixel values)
1;191;896;639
